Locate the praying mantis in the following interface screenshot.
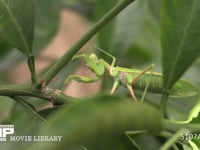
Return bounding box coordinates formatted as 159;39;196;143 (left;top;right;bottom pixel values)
63;47;198;102
63;47;154;102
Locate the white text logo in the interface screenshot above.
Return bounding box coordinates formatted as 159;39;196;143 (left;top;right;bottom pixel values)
0;125;14;141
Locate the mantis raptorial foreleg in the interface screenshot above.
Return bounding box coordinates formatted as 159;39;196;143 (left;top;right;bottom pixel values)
64;75;100;84
62;74;100;91
62;52;106;90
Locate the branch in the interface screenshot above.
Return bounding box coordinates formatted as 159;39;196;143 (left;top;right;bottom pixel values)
0;84;73;104
12;96;48;123
27;55;37;83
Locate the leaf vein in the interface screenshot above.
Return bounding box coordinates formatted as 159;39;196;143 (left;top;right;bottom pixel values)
1;0;31;56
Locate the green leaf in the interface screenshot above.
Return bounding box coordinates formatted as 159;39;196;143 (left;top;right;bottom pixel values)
170;79;199;98
1;101;43;150
0;0;34;56
127;132;161;150
166;94;200;121
0;37;12;58
189;140;200;150
13;96;47;123
61;0;94;18
37;105;63;118
0;96;14;123
29;95;161;150
113;0;148;54
94;0;116;51
33;0;60;54
190;104;200;124
161;0;200;90
128;10;161;64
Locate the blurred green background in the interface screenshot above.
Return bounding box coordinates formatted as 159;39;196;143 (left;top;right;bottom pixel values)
0;0;200;149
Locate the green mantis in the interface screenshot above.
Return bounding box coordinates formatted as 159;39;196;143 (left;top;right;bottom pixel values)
63;47;154;102
63;47;199;101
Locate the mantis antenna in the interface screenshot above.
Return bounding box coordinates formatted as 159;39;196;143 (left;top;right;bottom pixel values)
94;46;116;69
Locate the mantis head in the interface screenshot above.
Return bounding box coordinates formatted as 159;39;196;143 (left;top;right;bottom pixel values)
89;53;98;61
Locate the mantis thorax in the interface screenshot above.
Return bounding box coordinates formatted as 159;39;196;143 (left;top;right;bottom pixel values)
110;68;119;77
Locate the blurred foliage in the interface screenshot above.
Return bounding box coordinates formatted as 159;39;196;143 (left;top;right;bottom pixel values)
62;0;95;18
29;95;161;150
96;0;160;66
0;0;34;56
161;0;200;93
0;98;43;150
33;0;61;54
0;37;12;59
0;0;61;70
0;0;200;149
